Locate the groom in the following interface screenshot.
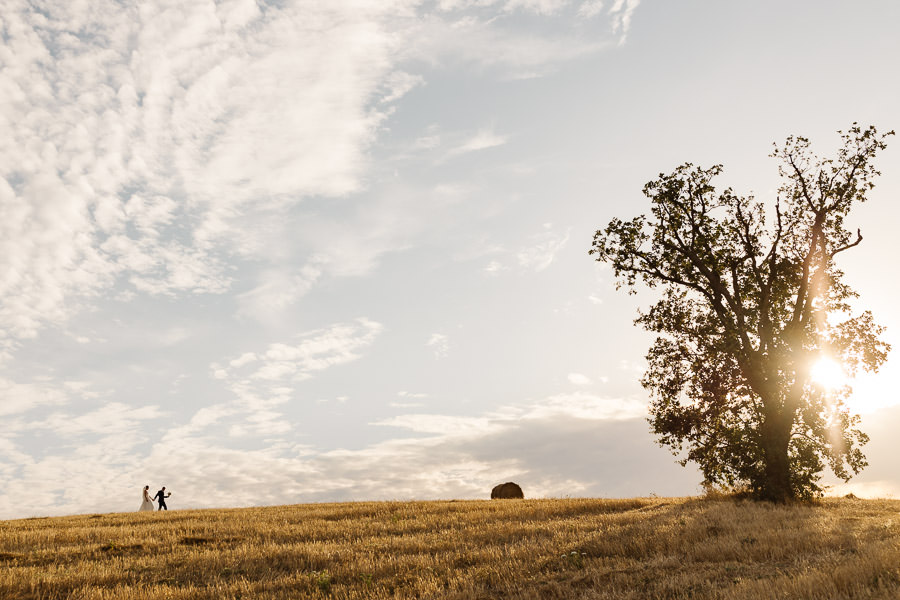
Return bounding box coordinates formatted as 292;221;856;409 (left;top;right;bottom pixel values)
153;486;171;511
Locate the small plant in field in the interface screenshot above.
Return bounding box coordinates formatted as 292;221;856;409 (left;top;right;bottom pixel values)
310;570;332;594
560;550;587;569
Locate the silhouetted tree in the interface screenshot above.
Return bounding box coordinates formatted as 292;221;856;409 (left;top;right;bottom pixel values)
591;125;893;501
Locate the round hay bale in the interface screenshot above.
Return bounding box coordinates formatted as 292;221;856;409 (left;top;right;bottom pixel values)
490;482;524;499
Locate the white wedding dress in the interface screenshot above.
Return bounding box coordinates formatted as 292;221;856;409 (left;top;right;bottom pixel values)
139;489;154;511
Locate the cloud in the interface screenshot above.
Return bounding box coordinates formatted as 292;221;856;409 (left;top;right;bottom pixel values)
412;0;642;78
434;0;641;34
187;390;688;504
236;263;324;324
517;224;571;272
0;390;167;518
618;359;645;373
448;128;509;156
426;333;450;358
408;13;610;79
414;129;443;150
214;318;384;383
522;392;645;420
0;0;653;520
25;402;165;439
404;123;509;163
0;0;643;349
380;71;426;103
376;392;643;437
484;260;508;274
504;0;572;14
568;372;593;385
391;391;429;408
0;0;419;346
377;414;501;436
608;0;641;42
198;318;385;438
577;0;605;18
0;382;694;519
0;377;96;417
162;390;686;510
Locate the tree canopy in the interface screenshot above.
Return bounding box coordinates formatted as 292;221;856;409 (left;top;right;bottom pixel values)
590;125;893;501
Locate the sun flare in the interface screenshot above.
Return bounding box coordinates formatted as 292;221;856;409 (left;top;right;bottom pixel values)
810;357;847;391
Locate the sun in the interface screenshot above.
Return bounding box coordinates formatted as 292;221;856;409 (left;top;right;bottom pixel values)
810;356;847;391
809;358;898;415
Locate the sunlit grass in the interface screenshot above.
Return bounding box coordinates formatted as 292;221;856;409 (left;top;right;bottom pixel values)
2;496;899;599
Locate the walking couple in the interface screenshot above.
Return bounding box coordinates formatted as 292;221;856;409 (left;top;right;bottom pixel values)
139;485;171;511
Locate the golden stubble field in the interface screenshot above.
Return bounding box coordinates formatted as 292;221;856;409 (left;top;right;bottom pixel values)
2;496;899;599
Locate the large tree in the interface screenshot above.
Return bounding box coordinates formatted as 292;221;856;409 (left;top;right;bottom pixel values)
590;125;893;501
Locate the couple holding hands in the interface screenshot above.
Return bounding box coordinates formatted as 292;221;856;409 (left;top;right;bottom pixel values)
139;485;172;511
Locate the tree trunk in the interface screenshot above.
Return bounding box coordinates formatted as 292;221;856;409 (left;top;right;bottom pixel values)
759;413;793;502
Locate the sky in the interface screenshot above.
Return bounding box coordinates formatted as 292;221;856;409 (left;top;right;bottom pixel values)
1;0;899;519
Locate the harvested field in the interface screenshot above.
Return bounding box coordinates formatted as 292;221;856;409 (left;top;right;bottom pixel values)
2;496;899;599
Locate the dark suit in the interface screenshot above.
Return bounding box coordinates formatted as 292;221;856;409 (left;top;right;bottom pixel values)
153;489;168;510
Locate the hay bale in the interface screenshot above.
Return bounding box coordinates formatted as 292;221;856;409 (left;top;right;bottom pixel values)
491;482;524;499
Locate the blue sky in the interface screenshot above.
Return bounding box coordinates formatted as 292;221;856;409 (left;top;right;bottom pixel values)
1;0;899;518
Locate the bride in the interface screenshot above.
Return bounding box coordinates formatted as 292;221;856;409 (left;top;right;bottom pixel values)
139;485;154;511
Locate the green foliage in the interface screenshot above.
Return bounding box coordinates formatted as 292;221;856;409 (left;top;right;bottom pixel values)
591;124;893;501
311;570;332;594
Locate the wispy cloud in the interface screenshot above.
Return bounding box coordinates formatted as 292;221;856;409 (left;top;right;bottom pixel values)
200;319;385;437
414;0;642;78
608;0;641;42
449;128;509;156
522;391;645;420
484;260;508;275
568;372;593;386
435;0;640;31
390;391;429;408
577;0;605;18
26;402;165;439
214;318;384;385
505;0;571;14
426;333;450;358
236;264;324;324
408;13;610;79
377;414;500;436
516;224;571;272
0;377;96;417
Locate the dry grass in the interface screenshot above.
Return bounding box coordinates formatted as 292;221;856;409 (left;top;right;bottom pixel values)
2;496;899;599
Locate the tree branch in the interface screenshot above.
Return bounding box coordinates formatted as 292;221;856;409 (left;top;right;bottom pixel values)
830;229;863;258
786;150;818;210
